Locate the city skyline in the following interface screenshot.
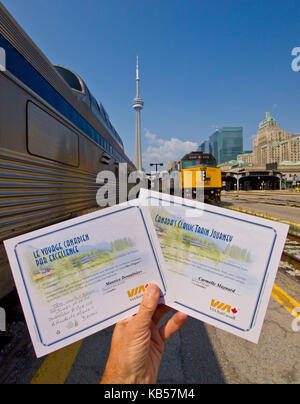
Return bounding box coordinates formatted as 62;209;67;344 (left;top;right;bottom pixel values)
3;0;300;171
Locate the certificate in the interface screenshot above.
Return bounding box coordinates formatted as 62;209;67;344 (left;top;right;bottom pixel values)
139;189;289;343
4;201;169;357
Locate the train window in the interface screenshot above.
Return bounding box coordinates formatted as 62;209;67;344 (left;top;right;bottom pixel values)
84;86;92;108
92;96;101;114
98;102;105;118
0;34;126;163
54;66;82;92
27;102;79;167
104;110;109;123
91;95;102;119
182;155;216;169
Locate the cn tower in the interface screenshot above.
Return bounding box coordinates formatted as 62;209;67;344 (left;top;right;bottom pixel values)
132;56;144;171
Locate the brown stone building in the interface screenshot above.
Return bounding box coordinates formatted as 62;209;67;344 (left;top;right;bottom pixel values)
252;113;299;165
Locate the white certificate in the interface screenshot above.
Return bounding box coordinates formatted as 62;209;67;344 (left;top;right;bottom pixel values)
139;189;289;343
4;201;170;357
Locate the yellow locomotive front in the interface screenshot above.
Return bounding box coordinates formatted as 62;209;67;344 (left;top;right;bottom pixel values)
178;152;222;204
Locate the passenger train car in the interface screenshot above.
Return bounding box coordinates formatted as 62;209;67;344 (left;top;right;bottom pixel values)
0;4;135;297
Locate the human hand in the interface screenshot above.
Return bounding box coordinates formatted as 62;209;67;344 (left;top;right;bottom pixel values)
100;283;188;384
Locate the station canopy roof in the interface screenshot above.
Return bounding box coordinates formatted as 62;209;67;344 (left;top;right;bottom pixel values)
280;161;300;166
231;161;248;168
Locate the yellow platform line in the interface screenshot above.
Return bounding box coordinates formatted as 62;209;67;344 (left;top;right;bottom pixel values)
29;285;300;384
272;284;300;318
30;340;83;385
224;206;300;228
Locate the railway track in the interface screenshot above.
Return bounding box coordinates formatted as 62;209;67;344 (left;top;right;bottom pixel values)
233;198;300;209
221;204;300;273
287;231;300;243
281;232;300;275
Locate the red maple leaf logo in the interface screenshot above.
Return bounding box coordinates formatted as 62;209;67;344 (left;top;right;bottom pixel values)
232;308;238;314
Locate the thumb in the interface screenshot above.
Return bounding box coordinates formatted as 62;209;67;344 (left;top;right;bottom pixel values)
135;283;160;329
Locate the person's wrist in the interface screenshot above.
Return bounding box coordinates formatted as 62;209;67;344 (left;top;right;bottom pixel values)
100;360;138;384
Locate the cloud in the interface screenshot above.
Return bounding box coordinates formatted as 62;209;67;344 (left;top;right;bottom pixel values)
142;130;198;170
145;131;164;146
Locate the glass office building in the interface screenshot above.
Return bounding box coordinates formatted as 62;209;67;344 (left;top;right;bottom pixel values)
208;127;243;164
209;131;219;161
198;140;210;153
218;127;243;164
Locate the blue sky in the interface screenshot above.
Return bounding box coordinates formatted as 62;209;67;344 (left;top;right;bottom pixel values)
2;0;300;169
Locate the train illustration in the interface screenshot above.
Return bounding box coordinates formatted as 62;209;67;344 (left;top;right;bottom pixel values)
32;268;56;282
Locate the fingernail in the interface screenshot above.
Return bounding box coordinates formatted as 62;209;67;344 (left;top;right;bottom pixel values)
146;283;159;297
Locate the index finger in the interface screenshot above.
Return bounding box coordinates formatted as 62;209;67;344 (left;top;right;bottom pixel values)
159;312;188;342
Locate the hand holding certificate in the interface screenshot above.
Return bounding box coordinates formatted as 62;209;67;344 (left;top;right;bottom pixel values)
4;191;289;358
4;201;170;357
101;283;188;384
139;190;289;344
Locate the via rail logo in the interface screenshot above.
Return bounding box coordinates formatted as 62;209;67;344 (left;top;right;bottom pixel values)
210;299;238;316
0;307;6;332
127;284;148;301
0;47;6;71
291;47;300;72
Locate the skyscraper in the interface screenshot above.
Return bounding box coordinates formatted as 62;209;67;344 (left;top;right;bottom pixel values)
208;127;243;164
209;131;220;161
253;112;291;165
198;140;210;154
132;56;144;171
218;127;243;164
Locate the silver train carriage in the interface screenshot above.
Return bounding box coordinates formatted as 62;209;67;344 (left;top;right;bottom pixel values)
0;4;135;298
